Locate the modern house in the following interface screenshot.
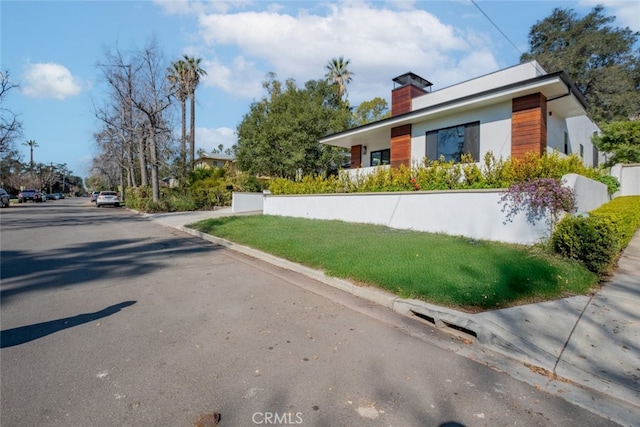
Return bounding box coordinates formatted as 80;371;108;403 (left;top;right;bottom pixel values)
320;61;600;174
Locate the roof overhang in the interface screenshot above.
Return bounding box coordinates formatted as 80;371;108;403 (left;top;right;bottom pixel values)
320;72;588;149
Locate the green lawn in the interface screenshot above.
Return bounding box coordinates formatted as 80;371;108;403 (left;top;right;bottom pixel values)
188;215;598;312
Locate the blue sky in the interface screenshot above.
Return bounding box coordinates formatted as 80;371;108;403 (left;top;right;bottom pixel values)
2;0;638;179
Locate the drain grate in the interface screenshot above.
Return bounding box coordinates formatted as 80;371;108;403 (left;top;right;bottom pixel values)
411;310;477;338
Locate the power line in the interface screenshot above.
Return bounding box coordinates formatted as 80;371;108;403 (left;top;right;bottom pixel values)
471;0;524;57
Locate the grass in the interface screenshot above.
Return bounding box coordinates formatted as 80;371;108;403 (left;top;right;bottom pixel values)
188;215;598;312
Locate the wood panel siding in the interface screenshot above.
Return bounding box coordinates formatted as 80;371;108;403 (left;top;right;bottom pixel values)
511;93;547;159
391;86;427;116
391;124;412;167
350;145;362;169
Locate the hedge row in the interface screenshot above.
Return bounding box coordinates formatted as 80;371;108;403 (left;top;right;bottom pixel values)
551;196;640;275
268;152;617;195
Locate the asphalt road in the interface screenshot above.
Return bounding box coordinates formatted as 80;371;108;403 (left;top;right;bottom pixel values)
0;199;618;426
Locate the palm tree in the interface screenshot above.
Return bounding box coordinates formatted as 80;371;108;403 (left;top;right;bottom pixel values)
182;55;207;170
325;56;354;101
167;59;189;176
23;139;38;172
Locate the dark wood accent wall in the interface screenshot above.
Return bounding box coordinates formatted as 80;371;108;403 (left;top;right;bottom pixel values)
511;93;547;159
392;86;427;116
391;125;412;167
350;145;362;169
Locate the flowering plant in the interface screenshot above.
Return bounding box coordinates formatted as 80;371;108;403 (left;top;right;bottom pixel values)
410;177;420;190
500;178;576;231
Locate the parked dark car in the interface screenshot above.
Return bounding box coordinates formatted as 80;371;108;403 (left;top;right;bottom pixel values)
17;189;44;203
0;188;9;208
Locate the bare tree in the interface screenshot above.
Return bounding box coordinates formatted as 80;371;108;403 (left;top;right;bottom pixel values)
131;41;173;201
1;70;23;155
95;41;174;201
96;50;144;195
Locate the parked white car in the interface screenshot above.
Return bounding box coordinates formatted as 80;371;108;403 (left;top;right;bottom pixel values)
96;191;120;208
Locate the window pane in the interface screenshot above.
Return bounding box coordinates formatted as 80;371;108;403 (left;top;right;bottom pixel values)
438;125;465;162
426;131;438;160
426;122;480;163
464;122;479;161
370;149;390;166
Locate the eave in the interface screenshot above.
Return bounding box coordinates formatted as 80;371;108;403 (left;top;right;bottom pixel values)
320;72;588;149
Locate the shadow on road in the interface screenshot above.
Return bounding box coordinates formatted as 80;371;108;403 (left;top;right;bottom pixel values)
1;301;137;348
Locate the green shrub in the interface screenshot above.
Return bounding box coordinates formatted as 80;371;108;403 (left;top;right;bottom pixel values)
594;175;621;196
551;215;620;275
124;186;152;211
590;196;640;248
267;151;614;195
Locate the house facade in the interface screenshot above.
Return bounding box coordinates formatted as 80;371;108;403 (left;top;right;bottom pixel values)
194;153;236;170
320;61;600;174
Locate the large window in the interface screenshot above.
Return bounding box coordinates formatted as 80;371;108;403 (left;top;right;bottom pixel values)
370;149;390;166
426;121;480;162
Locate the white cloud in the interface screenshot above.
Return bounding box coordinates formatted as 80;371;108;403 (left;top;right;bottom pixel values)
201;56;264;99
191;1;500;106
22;63;82;100
154;0;251;15
195;126;237;153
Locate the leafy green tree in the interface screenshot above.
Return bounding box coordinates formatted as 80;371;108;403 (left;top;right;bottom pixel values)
521;5;640;123
592;120;640;166
235;74;350;179
353;97;389;126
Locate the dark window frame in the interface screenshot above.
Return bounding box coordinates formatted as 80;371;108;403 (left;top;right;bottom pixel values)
370;149;391;166
426;121;480;163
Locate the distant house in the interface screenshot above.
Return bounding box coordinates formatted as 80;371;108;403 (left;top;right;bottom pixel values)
194;153;236;170
320;61;600;175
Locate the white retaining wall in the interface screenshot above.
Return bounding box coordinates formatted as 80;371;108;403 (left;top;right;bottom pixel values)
232;192;264;213
562;173;609;213
261;174;610;245
611;163;640;197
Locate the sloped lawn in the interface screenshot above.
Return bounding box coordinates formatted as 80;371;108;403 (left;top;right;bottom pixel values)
188;215;597;312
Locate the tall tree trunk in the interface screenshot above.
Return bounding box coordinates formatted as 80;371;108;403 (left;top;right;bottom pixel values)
137;128;148;187
126;144;136;187
181;98;187;177
147;126;160;202
190;95;195;170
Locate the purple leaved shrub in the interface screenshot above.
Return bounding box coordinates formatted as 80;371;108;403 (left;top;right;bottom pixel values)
500;178;577;230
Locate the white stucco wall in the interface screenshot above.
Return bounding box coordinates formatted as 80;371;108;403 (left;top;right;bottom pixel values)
358;140;391;168
264;190;549;245
263;174;609;245
611;164;640;196
232;192;264;213
566;115;600;167
410;102;512;163
547;113;568;155
562;173;609;213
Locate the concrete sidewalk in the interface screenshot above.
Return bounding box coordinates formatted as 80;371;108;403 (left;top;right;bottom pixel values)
142;208;640;426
